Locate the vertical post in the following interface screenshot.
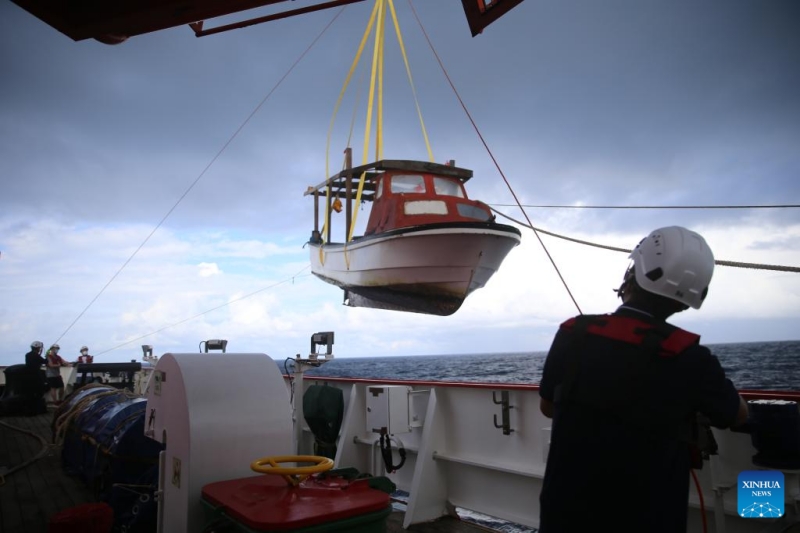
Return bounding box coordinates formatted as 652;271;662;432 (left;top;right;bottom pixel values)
313;191;319;235
713;488;727;533
345;148;353;242
156;450;166;533
326;185;333;244
293;368;305;455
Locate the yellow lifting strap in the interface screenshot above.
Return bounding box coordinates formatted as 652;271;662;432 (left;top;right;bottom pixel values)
325;0;381;181
347;0;434;242
320;0;381;252
387;0;434;163
324;0;435;244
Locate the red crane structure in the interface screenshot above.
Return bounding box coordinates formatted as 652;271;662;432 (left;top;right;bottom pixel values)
11;0;525;44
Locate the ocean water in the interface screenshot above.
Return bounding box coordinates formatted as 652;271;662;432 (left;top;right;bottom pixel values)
299;340;800;391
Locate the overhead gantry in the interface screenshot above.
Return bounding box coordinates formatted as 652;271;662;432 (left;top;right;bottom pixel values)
11;0;526;44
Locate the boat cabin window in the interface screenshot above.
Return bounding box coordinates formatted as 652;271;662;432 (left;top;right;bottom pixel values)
433;177;465;198
457;203;492;221
376;177;384;199
391;174;426;194
404;200;448;215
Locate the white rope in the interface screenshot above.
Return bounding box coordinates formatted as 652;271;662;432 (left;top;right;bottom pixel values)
491;208;800;273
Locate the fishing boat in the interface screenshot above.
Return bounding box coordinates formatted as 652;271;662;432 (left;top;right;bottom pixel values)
305;159;522;316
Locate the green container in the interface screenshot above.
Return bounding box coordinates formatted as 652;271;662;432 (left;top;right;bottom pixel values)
201;499;392;533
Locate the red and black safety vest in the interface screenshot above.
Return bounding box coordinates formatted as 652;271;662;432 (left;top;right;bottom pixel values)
559;314;700;357
554;313;710;466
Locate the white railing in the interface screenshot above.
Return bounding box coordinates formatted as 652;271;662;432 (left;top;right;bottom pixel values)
296;376;800;533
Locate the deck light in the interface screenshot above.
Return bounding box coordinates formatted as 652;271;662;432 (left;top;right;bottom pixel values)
290;331;335;454
309;331;334;361
200;339;228;353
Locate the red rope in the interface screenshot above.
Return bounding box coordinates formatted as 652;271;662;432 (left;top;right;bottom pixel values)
690;469;708;533
406;0;582;315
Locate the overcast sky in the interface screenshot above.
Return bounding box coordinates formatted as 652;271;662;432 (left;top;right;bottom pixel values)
1;0;799;367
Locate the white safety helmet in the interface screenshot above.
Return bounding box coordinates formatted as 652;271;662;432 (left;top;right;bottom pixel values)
51;343;61;351
80;346;89;352
629;226;715;310
31;341;43;349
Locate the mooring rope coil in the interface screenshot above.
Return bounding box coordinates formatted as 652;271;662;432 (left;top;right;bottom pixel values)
0;420;54;485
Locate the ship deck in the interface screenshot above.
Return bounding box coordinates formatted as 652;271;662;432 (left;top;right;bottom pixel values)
0;407;95;533
0;409;496;533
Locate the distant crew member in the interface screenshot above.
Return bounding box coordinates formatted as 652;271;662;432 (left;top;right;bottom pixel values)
45;344;70;404
76;345;96;385
538;226;748;533
25;340;49;394
25;340;46;369
77;346;93;364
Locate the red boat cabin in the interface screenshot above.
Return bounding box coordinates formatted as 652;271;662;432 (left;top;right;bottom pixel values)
365;171;494;235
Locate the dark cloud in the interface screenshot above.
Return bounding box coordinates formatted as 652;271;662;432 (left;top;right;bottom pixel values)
1;1;798;235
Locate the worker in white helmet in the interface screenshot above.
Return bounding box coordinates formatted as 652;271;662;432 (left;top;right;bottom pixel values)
538;226;748;533
25;340;46;369
45;344;70;404
75;345;96;385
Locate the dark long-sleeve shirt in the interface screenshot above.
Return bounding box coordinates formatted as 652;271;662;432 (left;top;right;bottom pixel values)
25;350;46;369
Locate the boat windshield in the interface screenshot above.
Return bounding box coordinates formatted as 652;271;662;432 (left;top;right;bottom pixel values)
391;175;426;194
457;203;491;221
433;177;465;198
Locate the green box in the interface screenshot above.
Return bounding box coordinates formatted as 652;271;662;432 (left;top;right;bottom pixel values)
201;499;391;533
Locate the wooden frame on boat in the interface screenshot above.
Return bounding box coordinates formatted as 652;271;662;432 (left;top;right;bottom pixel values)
304;150;474;245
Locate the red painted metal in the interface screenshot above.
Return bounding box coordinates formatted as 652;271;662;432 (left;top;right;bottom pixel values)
461;0;527;37
10;0;367;43
739;389;800;402
295;375;800;400
11;0;528;43
303;375;541;391
192;0;366;37
48;502;114;533
202;473;389;530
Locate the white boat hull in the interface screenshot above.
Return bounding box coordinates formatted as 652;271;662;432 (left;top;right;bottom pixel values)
309;223;521;315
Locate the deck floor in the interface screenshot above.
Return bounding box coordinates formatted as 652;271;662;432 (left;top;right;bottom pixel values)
1;410;499;533
0;407;97;533
389;512;496;532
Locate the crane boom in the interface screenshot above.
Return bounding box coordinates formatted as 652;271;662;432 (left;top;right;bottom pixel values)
11;0;525;44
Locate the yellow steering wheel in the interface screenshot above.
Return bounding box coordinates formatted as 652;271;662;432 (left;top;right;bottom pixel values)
250;455;334;486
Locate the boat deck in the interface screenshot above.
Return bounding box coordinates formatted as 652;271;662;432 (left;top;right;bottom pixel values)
0;410;497;533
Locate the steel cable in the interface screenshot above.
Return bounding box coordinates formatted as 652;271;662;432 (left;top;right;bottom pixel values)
408;0;583;314
491;208;800;273
51;8;346;346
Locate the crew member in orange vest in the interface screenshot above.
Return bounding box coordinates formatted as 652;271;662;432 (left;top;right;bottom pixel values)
76;346;96;385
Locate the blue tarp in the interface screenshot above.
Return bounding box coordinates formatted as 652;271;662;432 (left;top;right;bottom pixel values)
60;386;122;474
60;387;163;497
